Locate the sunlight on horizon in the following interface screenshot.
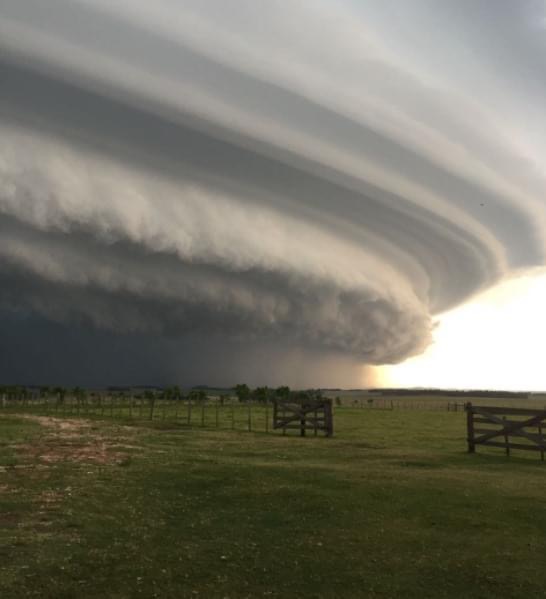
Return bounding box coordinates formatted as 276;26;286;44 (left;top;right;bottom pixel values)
376;269;546;391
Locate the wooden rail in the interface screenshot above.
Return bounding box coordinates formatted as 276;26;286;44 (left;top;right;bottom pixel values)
465;402;546;460
273;399;333;437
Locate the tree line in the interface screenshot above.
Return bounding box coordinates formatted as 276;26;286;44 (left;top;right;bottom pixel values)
0;384;324;403
232;385;323;403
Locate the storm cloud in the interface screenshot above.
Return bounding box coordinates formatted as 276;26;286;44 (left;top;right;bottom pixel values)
1;0;546;386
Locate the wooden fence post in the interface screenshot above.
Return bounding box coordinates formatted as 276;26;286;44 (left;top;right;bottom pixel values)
325;400;333;437
538;420;544;461
503;416;510;456
466;402;475;453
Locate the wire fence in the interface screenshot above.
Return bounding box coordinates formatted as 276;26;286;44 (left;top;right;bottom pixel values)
3;394;546;431
327;396;546;412
0;395;278;433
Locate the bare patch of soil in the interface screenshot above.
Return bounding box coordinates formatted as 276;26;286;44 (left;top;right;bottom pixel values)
15;415;137;466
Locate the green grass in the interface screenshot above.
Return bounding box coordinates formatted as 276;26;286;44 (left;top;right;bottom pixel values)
1;409;546;598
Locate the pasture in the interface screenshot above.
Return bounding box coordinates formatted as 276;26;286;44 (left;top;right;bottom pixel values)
1;401;546;598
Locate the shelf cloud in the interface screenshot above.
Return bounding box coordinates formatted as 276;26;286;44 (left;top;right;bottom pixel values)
1;0;545;386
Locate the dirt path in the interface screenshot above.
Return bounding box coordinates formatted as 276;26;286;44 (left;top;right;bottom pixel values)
13;414;136;465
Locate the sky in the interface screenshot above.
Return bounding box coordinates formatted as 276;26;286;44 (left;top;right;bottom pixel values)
382;269;546;391
1;1;546;389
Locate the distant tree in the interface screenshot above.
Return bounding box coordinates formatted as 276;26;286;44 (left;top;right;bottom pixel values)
189;389;207;403
145;390;157;420
72;386;86;400
275;386;291;401
8;386;25;401
53;386;66;403
234;384;251;403
162;387;180;401
252;386;270;403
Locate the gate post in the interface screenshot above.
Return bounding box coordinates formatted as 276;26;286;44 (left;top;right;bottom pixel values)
325;399;333;437
465;402;475;453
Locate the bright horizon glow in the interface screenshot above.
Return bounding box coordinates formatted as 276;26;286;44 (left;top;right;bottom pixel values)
377;269;546;392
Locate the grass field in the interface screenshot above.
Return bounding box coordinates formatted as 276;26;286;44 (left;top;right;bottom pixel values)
1;406;546;598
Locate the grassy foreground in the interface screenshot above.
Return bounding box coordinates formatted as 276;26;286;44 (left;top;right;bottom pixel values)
1;409;546;598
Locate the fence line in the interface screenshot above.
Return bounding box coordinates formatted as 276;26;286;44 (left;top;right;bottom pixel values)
0;395;327;435
3;393;546;427
328;396;546;412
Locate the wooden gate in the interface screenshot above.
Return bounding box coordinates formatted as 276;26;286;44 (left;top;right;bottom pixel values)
466;402;546;460
273;399;333;437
